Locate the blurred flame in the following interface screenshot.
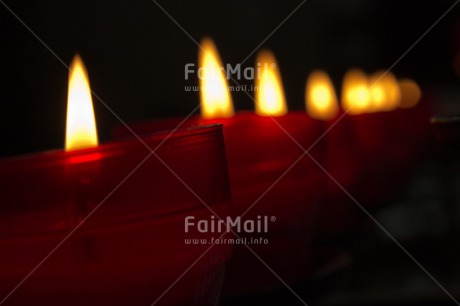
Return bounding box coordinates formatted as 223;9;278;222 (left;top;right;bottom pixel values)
369;71;401;112
398;79;421;108
65;54;98;151
341;69;372;114
305;70;338;120
255;50;287;116
199;38;234;119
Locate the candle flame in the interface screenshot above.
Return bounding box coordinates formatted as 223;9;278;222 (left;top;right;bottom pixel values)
65;54;98;151
341;69;372;114
369;71;401;112
398;78;421;108
255;50;287;116
199;38;234;119
305;70;338;120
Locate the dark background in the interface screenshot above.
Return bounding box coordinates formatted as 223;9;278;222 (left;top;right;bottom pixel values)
0;0;459;157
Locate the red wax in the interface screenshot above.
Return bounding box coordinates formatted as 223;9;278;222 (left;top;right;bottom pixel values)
113;112;324;293
347;101;432;208
315;111;361;237
0;124;231;305
112;103;432;292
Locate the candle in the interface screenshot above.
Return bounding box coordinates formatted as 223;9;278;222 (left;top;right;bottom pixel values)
307;69;429;238
0;55;232;305
111;38;431;294
114;39;324;293
338;69;391;212
343;69;400;157
341;70;430;210
305;70;360;237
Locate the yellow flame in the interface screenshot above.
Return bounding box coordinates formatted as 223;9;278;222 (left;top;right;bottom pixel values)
398;78;421;109
255;50;287;116
369;71;401;112
65;54;98;151
199;38;234;119
341;69;372;114
305;70;339;120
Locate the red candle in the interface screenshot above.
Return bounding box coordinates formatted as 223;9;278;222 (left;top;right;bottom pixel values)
113;41;430;294
341;71;431;209
305;70;360;237
0;56;232;305
114;43;324;293
309;70;430;238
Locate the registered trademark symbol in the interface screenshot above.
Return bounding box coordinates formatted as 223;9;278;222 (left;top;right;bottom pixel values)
271;63;277;69
270;216;276;222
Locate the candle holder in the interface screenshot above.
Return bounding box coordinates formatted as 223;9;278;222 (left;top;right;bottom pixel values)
0;124;231;305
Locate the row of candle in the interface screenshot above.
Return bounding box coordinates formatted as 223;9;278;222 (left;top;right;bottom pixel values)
204;38;428;293
114;38;429;294
0;36;430;303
